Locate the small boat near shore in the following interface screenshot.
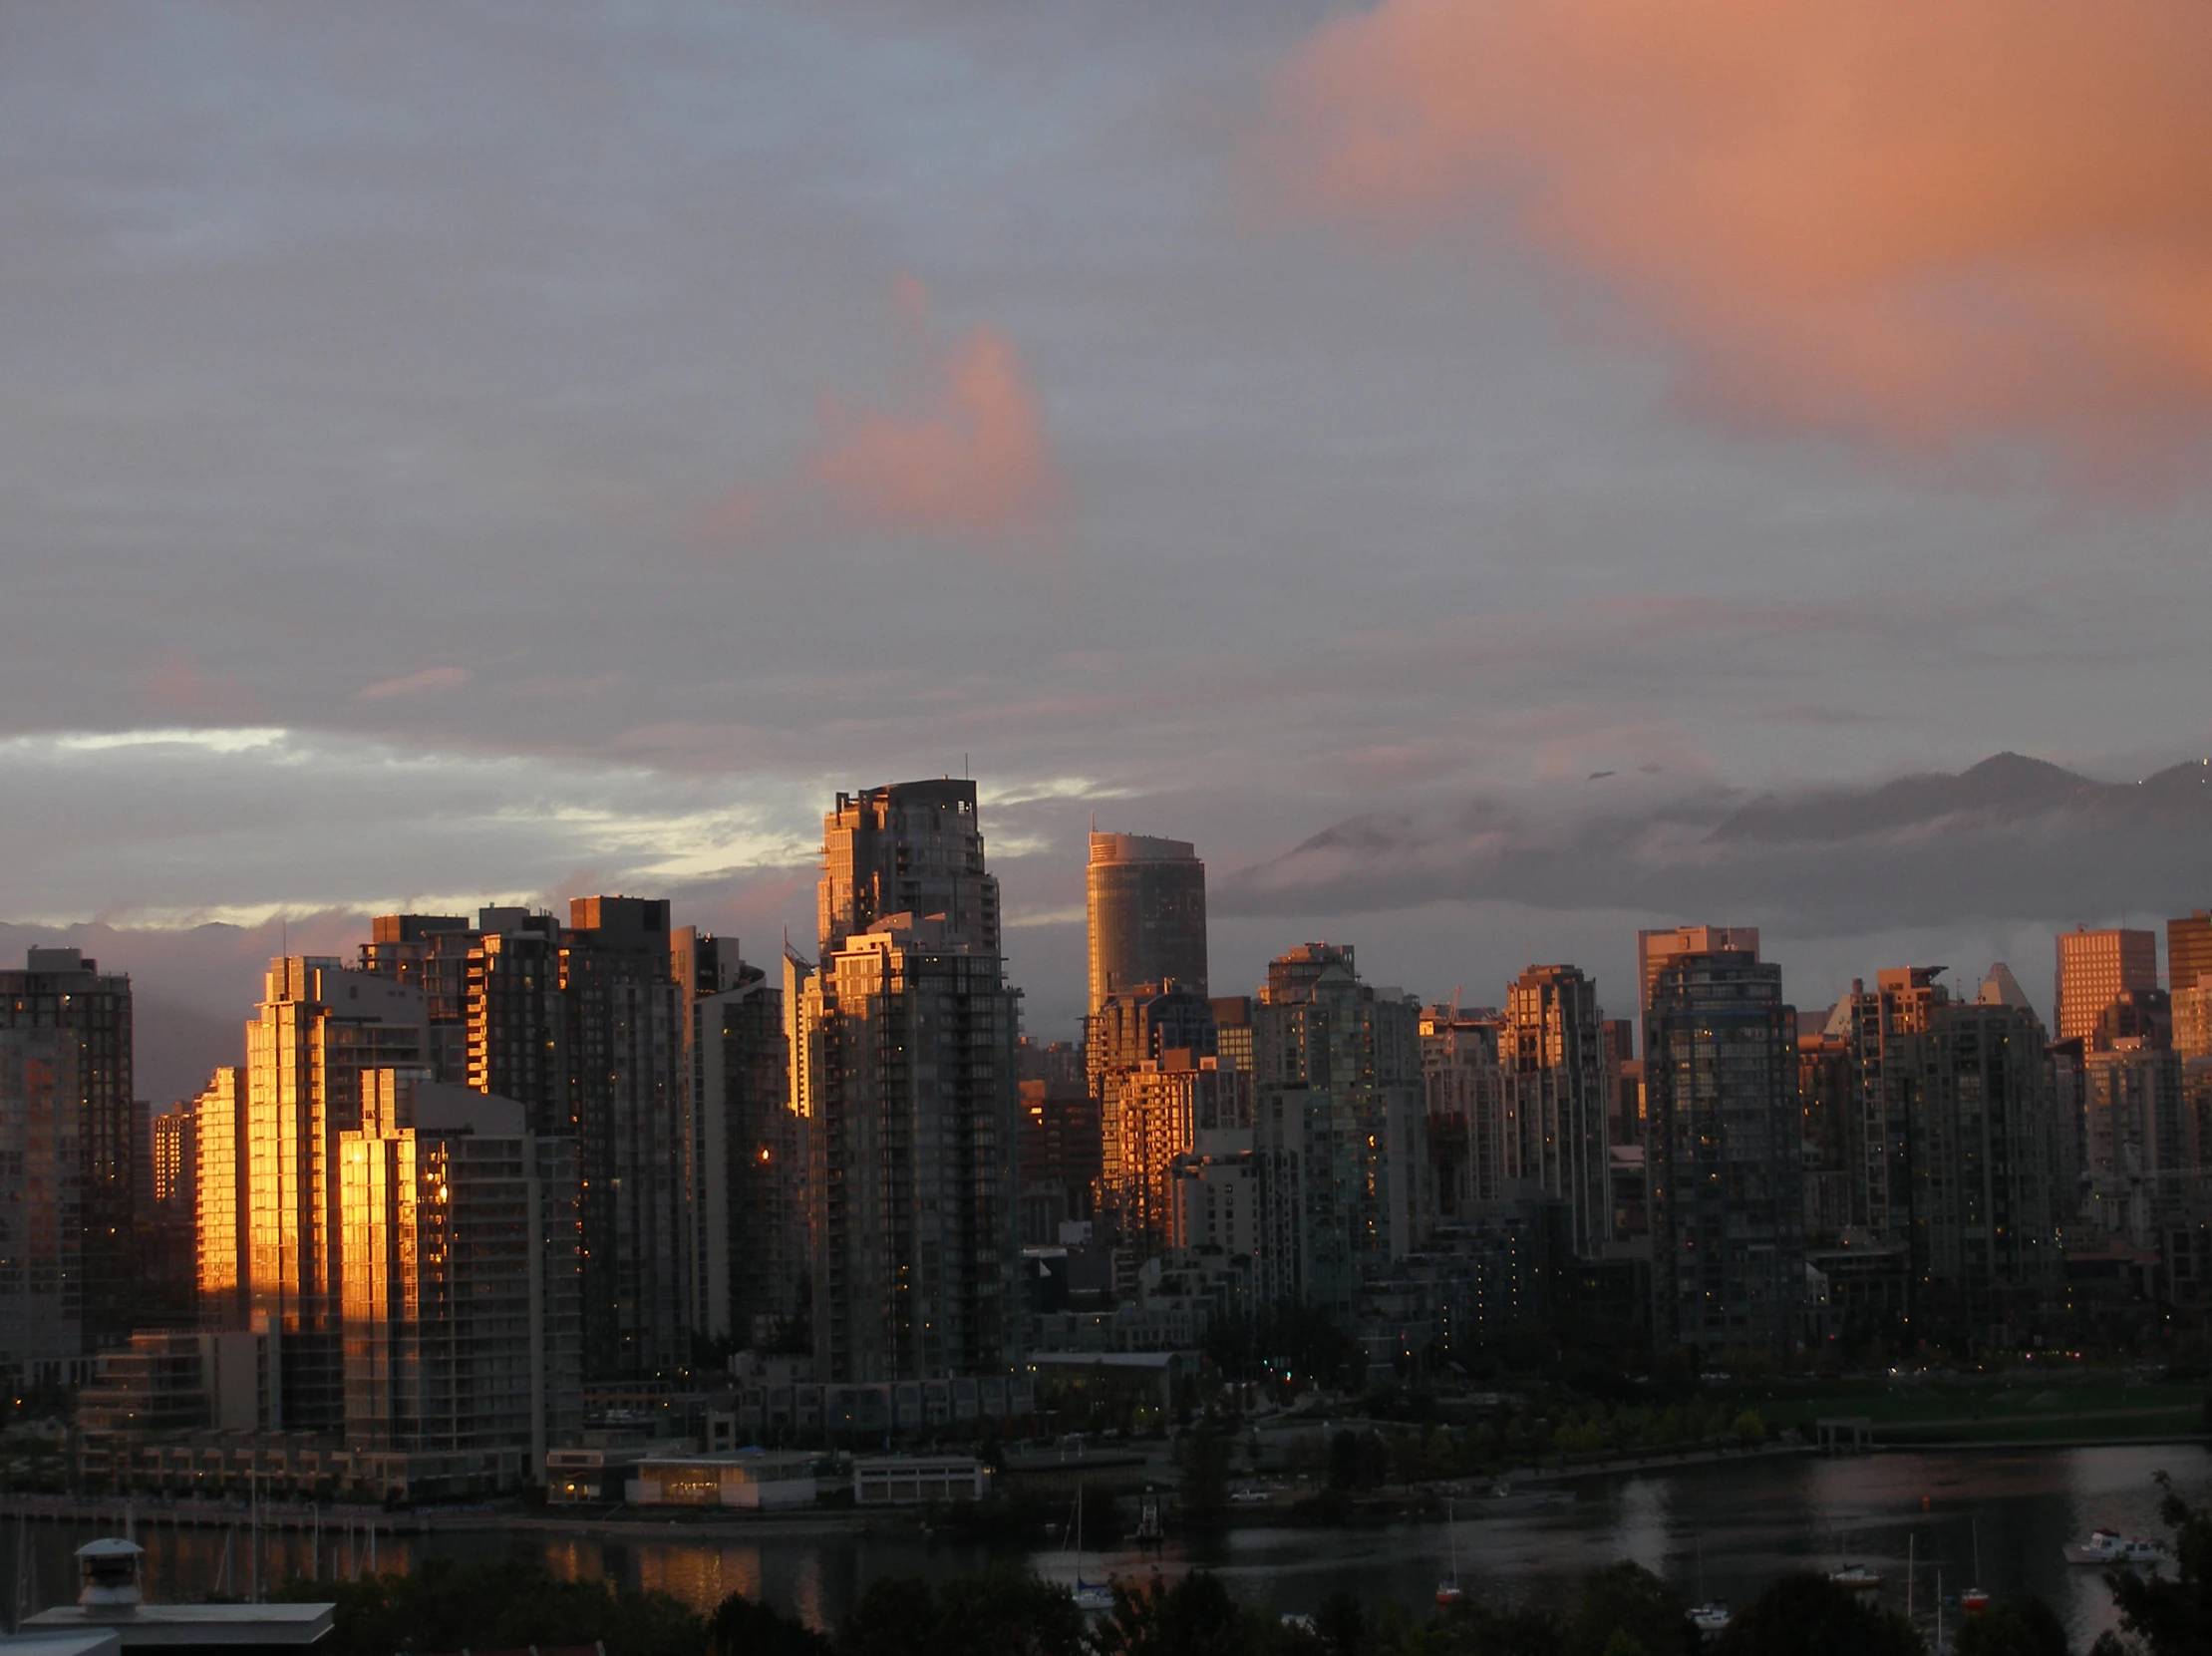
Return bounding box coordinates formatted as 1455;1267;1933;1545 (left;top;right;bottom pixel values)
1690;1603;1731;1635
2063;1529;2168;1567
1453;1482;1574;1515
1827;1563;1881;1591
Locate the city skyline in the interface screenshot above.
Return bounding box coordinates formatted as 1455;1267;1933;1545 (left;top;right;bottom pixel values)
17;760;2212;1110
17;770;2212;1487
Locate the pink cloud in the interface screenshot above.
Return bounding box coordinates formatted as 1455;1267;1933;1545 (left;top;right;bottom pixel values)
805;322;1063;541
144;654;264;722
1253;0;2212;459
711;281;1065;551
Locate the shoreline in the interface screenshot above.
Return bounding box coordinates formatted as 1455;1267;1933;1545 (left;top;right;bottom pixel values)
5;1431;2203;1543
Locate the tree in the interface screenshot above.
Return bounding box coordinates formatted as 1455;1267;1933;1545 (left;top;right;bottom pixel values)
1328;1430;1388;1492
832;1575;937;1656
829;1568;1084;1656
1094;1571;1289;1656
1427;1597;1568;1656
1954;1598;2068;1656
1564;1563;1696;1656
277;1557;704;1656
709;1592;828;1656
2099;1472;2212;1656
929;1566;1088;1656
1314;1588;1365;1656
1712;1572;1923;1656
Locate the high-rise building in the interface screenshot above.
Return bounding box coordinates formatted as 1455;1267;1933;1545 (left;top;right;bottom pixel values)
680;932;805;1352
340;1073;582;1481
0;948;136;1363
1795;1016;1854;1241
465;910;566;1131
1210;997;1254;1075
1637;926;1759;1015
240;958;427;1427
562;896;690;1377
1102;1053;1251;1254
1842;966;2058;1333
2080;1043;2188;1248
360;914;475;1082
2169;911;2212;996
800;779;1021;1383
2175;976;2212;1062
1419;1005;1507;1223
1251;943;1426;1311
1018;1077;1101;1244
363;900;690;1378
1086;832;1208;1015
1600;1017;1640;1146
818;780;999;958
1645;943;1801;1352
798;914;1022;1382
149;1104;197;1316
192;1067;248;1332
2054;926;2159;1045
1502;965;1610;1256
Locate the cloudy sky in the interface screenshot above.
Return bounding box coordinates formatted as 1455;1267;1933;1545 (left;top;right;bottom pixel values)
8;2;2212;1098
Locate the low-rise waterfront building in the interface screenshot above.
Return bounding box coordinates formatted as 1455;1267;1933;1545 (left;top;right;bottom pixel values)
850;1453;990;1504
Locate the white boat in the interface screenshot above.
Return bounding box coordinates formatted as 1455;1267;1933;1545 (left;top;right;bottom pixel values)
2063;1529;2168;1567
1690;1542;1728;1634
1464;1482;1574;1515
1827;1563;1881;1590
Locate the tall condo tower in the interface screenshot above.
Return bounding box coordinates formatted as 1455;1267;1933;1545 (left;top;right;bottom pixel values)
1087;833;1208;1016
1502;964;1610;1256
238;957;426;1426
0;948;135;1379
819;781;999;958
1645;941;1801;1353
799;783;1022;1382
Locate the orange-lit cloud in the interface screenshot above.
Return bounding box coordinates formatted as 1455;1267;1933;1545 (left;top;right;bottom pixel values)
713;282;1065;550
1256;0;2212;454
805;319;1063;542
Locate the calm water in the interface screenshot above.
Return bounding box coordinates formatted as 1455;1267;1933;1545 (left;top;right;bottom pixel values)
8;1446;2202;1644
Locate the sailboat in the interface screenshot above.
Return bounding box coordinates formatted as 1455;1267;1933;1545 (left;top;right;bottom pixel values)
1436;1500;1464;1607
1067;1486;1114;1613
1689;1540;1730;1634
1961;1517;1990;1616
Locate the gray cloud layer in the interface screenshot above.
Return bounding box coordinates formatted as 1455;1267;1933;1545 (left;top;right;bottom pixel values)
1221;753;2212;937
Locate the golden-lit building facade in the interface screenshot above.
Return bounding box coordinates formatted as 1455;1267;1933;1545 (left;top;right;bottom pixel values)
1086;832;1207;1017
1102;1054;1250;1253
340;1072;582;1477
242;957;426;1428
2055;926;2159;1044
193;1067;248;1329
2169;910;2212;998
